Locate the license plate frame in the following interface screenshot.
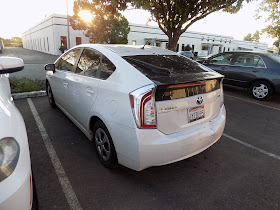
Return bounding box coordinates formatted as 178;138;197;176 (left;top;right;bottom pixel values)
188;106;205;123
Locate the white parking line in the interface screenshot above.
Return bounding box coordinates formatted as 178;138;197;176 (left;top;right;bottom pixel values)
225;94;280;111
223;133;280;161
27;98;82;210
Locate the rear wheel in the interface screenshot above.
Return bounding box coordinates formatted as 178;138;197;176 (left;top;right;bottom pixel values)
250;80;273;101
46;82;56;108
93;121;118;168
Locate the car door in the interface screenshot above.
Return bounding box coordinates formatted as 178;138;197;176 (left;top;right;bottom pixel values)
50;48;82;111
227;53;267;87
66;48;102;130
204;53;235;83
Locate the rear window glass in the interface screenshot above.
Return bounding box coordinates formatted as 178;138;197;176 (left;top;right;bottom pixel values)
123;55;207;77
268;54;280;63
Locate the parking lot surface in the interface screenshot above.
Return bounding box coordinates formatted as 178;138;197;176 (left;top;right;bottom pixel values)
15;87;280;209
1;47;58;79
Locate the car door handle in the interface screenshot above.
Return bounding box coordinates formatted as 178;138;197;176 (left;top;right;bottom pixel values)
63;82;68;88
86;88;95;95
221;67;227;70
252;69;259;73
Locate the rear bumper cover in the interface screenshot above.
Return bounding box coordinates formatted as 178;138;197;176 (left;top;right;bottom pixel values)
113;105;226;171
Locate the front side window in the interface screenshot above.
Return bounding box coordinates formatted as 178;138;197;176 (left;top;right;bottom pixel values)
76;49;100;77
209;54;234;65
233;54;265;67
56;49;81;72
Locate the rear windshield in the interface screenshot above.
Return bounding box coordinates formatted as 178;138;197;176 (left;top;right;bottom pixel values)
123;55;207;78
268;54;280;63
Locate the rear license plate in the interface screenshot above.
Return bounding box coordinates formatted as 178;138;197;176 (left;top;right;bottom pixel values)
188;106;205;122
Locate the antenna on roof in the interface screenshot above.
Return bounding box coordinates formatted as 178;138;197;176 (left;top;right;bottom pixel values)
141;40;150;49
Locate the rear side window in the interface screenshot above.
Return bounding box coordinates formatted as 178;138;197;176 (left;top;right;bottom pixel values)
209;54;234;65
76;49;100;77
100;55;116;80
123;55;207;78
56;49;81;72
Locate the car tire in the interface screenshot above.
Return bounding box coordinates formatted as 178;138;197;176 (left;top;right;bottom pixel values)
93;120;118;168
250;80;273;101
31;173;39;210
46;81;56;108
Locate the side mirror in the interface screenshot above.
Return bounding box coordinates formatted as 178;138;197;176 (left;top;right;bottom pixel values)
45;64;55;72
203;59;209;65
0;57;24;74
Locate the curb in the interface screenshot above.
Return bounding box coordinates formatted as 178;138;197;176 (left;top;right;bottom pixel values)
12;90;47;99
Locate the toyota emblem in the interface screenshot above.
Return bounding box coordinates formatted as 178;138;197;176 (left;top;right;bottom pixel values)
196;96;203;105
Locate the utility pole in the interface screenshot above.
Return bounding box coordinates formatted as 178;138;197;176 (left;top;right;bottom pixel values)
66;0;70;49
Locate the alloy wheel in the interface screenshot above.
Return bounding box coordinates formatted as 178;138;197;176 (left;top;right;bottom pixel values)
95;128;111;161
252;84;269;99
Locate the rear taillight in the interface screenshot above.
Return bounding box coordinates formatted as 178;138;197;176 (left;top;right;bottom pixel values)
129;84;157;129
220;79;224;108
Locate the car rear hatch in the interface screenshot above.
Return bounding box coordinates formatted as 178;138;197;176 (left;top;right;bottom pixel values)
123;54;224;134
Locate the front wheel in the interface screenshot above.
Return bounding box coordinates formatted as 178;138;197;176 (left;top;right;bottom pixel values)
93;121;118;168
46;82;56;108
250;81;273;101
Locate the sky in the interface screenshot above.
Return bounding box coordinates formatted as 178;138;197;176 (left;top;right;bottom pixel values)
0;0;275;47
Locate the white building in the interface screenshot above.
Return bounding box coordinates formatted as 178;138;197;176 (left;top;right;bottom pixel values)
22;14;268;56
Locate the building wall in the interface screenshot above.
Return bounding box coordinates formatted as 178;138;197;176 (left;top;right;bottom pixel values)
22;14;90;55
22;14;268;56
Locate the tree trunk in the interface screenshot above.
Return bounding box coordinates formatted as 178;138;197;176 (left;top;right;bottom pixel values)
278;37;280;55
167;33;181;52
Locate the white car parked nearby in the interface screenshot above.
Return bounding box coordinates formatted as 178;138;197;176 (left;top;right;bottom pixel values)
0;57;35;209
45;44;226;171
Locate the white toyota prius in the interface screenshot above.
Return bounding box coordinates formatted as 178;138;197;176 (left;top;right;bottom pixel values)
0;57;35;209
45;44;226;171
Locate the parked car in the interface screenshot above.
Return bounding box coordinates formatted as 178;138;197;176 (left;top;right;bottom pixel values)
0;57;36;209
200;51;280;100
0;40;3;53
178;51;194;59
45;44;226;171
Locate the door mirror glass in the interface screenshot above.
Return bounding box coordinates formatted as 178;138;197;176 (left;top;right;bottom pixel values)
45;64;55;71
0;57;24;74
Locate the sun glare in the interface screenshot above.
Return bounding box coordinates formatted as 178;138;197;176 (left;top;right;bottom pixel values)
78;11;92;22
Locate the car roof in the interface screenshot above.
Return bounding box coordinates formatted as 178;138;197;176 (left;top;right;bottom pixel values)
78;44;177;57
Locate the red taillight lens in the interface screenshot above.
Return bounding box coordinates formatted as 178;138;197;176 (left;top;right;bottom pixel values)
129;85;157;129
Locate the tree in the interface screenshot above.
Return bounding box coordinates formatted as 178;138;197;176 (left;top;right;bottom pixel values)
257;0;280;54
244;33;252;41
252;30;260;42
129;0;250;51
70;0;130;44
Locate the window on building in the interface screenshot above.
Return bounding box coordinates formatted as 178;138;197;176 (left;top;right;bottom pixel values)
76;37;82;45
47;37;49;52
166;43;168;49
60;36;67;49
176;44;179;52
228;48;230;51
181;44;185;51
57;48;81;72
192;45;195;51
156;42;161;47
201;45;208;51
77;49;100;77
132;40;136;45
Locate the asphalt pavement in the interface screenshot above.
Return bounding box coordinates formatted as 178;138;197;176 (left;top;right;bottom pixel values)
15;88;280;209
1;47;58;79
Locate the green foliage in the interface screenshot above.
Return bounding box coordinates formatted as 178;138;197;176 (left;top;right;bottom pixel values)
128;0;250;51
244;33;252;41
184;44;192;51
257;0;280;54
0;37;22;47
9;77;45;94
244;31;260;42
70;0;130;44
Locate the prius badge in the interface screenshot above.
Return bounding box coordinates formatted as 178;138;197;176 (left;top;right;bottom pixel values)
196;96;203;105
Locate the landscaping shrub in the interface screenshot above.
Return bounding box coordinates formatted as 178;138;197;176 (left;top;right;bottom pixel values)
9;77;45;93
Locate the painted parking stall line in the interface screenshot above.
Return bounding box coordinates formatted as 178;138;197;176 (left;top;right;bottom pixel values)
223;133;280;161
225;94;280;111
27;98;82;210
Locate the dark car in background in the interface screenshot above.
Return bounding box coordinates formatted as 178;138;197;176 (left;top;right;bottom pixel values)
178;51;194;59
200;51;280;100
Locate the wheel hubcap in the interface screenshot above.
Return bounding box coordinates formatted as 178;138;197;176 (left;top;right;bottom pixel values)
252;84;268;99
47;86;53;103
95;128;111;161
